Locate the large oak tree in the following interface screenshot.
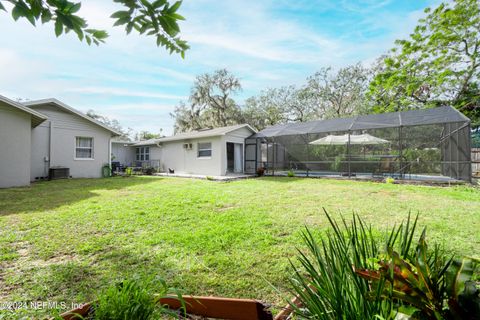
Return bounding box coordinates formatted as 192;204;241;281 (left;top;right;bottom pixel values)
171;69;244;133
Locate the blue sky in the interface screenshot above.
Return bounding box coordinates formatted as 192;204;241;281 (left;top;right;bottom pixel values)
0;0;437;135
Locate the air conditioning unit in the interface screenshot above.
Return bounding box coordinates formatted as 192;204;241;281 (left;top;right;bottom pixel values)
49;166;70;180
183;143;193;150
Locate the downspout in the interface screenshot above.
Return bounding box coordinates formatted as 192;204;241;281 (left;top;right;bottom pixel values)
108;137;112;167
46;120;52;178
156;141;163;172
242;141;245;173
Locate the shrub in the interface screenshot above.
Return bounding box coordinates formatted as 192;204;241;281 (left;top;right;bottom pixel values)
385;177;395;184
356;234;480;320
287;211;480;320
330;156;343;172
143;167;156;175
287;170;295;177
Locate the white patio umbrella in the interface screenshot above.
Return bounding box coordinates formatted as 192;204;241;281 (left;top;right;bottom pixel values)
308;134;349;145
309;133;389;145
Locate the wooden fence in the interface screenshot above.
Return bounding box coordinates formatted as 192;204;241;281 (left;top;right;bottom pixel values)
473;148;480;177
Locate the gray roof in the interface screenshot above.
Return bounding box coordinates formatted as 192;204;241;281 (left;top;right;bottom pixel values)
23;98;122;136
132;139;160;146
0;94;47;127
253;106;470;138
132;124;257;146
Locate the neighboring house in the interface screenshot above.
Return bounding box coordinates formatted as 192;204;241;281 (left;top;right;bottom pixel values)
0;95;47;188
112;124;257;176
23;99;121;180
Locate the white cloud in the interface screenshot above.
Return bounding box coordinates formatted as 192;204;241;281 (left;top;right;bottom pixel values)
181;1;342;66
88;103;176;112
0;0;435;134
339;0;392;13
66;87;187;100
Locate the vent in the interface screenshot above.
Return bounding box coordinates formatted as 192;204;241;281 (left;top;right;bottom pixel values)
183;143;193;150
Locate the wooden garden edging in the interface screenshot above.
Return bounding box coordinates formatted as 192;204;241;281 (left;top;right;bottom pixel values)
58;295;278;320
159;295;274;320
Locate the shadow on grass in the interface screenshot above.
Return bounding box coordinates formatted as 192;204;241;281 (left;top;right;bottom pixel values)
258;176;308;183
2;247;173;310
0;176;160;216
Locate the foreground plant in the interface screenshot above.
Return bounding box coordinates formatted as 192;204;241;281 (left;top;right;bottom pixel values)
287;212;403;319
90;277;183;320
288;211;479;320
356;231;480;320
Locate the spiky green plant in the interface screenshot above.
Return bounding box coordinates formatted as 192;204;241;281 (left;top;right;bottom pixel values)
287;210;422;319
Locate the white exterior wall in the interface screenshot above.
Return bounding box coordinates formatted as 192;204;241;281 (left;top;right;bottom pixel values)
220;127;253;174
31;120;50;179
156;127;254;176
30;104;113;179
156;136;222;176
0;102;32;188
149;145;162;162
112;143;135;166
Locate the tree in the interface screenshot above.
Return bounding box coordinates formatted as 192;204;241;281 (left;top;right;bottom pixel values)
171;69;244;132
242;89;288;131
368;0;480;126
0;0;189;56
170;100;204;133
243;64;371;131
303;63;370;120
86;110;133;140
134;130;163;140
243;86;316;131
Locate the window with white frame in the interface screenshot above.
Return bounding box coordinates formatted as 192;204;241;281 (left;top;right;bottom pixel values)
136;147;150;161
75;137;94;159
197;142;212;158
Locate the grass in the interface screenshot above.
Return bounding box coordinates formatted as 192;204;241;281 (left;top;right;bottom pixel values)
0;176;479;318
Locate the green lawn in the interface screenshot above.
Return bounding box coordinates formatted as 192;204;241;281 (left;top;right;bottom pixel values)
0;177;479;318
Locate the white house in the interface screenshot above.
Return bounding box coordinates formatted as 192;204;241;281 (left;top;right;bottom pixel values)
112;124;257;176
0;95;121;188
0;95;47;188
1;93;256;188
23;99;121;180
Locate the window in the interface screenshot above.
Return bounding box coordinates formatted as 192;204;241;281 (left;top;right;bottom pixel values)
136;147;150;161
75;137;93;159
197;142;212;158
